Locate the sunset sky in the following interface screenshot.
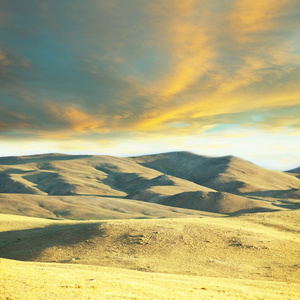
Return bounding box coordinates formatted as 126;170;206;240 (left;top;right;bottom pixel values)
0;0;299;170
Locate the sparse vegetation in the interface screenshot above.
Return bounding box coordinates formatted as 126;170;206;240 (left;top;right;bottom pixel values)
0;153;299;299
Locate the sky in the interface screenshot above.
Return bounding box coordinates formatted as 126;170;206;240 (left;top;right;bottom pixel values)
0;0;299;171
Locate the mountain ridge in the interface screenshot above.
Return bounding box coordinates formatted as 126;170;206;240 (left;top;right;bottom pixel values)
0;151;299;218
131;152;300;194
287;167;300;174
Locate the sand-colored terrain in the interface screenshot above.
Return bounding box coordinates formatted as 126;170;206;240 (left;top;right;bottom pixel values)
0;211;299;299
0;193;221;220
1;258;299;300
0;152;299;217
131;152;300;193
0;152;299;299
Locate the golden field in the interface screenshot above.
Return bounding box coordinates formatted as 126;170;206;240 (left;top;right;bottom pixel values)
0;153;299;299
0;210;299;299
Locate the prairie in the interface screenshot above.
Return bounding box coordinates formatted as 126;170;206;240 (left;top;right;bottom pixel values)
0;210;299;299
0;152;299;299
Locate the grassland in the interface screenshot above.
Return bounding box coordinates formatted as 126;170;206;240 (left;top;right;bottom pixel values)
0;210;299;299
0;152;299;299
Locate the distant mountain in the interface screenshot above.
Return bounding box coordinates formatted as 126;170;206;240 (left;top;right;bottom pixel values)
287;167;300;174
131;151;300;194
0;152;299;217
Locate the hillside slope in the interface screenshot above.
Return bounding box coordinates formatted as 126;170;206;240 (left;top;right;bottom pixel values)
0;152;299;216
131;151;300;194
0;193;220;220
287;167;300;175
0;154;213;197
0;212;299;283
2;258;299;300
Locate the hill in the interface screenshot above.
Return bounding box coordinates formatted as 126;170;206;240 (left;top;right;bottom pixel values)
0;152;299;299
2;257;299;299
0;193;220;220
288;166;300;175
0;211;299;282
0;152;299;217
131;151;300;194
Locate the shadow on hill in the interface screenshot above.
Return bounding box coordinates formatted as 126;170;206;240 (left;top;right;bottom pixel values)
75;194;126;198
0;222;104;262
134;152;220;178
242;189;300;200
1;168;34;175
228;207;281;216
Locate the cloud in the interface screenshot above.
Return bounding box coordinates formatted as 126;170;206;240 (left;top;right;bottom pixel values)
0;107;30;132
144;1;215;100
230;0;291;34
0;0;299;151
0;48;30;87
130;0;300;132
47;104;106;134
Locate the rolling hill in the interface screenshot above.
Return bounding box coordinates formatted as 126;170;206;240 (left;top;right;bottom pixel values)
1;210;299;281
0;151;299;218
131;151;300;194
0;211;299;299
288;166;300;176
0;153;300;299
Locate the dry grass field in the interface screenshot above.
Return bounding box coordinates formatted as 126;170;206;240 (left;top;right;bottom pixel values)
1;152;299;216
0;152;299;299
0;210;299;299
1;258;299;300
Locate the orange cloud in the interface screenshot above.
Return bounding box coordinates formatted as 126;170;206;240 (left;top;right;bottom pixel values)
1;0;299;142
64;0;299;137
136;0;215;101
134;80;300;133
131;1;300;132
230;0;291;34
48;104;105;134
0;50;5;61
